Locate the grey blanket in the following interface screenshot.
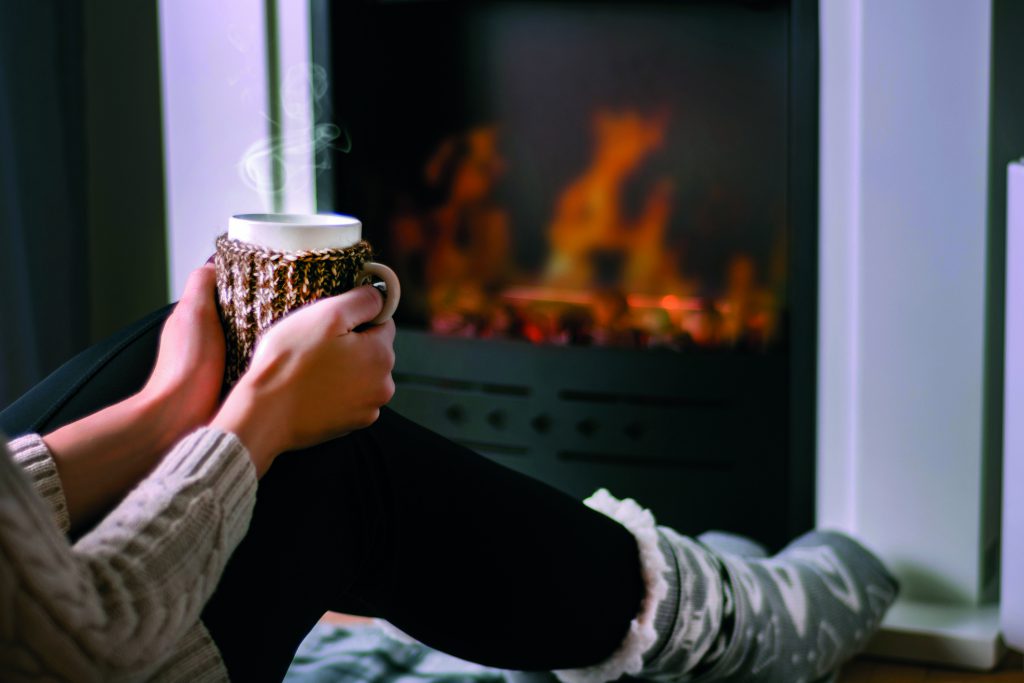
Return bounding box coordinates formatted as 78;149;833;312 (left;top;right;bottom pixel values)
284;623;505;683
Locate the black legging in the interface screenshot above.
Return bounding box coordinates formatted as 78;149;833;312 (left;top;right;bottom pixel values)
0;305;645;682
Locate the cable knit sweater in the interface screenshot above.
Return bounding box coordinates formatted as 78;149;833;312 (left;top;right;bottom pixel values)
0;427;257;682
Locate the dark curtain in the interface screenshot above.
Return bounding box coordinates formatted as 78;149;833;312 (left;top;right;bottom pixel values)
0;1;90;411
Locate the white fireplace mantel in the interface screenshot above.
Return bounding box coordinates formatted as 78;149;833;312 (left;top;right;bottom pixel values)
818;0;1003;668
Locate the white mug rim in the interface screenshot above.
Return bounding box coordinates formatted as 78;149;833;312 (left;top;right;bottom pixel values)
228;213;363;251
230;213;361;228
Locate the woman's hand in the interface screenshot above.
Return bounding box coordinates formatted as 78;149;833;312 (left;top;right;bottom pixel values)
44;265;226;529
139;264;226;443
211;286;396;476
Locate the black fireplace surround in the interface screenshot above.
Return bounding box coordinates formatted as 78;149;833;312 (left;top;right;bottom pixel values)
312;0;818;549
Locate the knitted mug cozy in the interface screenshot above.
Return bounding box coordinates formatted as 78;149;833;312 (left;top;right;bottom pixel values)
214;233;375;386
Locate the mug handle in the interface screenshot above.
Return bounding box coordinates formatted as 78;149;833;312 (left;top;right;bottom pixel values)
357;262;401;325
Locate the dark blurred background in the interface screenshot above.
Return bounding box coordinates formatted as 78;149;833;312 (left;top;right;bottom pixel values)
0;1;167;410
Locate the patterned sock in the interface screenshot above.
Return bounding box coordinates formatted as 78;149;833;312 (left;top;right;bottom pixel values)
697;530;768;559
645;535;683;662
688;531;766;670
647;528;899;683
683;531;766;672
558;491;899;683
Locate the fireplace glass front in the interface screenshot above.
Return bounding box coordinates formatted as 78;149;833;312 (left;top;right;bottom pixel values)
313;0;818;549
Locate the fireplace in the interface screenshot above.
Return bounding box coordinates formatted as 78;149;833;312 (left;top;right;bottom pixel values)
312;0;818;549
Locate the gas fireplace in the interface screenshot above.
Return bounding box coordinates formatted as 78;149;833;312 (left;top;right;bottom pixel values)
313;0;818;549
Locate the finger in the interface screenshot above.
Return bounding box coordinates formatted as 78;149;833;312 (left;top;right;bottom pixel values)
361;317;396;346
179;265;218;310
355;319;397;368
382;318;396;345
321;285;387;334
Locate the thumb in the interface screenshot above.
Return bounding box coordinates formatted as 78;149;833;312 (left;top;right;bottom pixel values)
179;264;218;310
320;285;386;334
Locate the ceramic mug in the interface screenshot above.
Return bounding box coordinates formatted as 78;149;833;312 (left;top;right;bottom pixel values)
216;213;401;385
226;213;400;323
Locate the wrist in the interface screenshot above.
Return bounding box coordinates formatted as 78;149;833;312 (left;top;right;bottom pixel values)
125;390;183;456
210;382;283;477
134;375;220;454
44;391;182;529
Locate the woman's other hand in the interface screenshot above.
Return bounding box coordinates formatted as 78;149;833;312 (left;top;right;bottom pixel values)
212;286;396;476
139;264;226;445
43;264;227;529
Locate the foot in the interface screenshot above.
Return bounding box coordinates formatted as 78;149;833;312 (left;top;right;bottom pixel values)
558;491;898;683
678;529;898;683
697;531;768;560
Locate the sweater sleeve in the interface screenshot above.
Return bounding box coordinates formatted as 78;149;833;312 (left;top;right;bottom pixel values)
149;622;231;682
0;427;256;681
7;432;71;534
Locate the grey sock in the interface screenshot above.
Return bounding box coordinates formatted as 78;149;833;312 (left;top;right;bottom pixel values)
691;529;768;671
646;532;758;673
642;528;725;676
645;535;682;664
697;531;768;559
560;491;895;683
644;529;898;683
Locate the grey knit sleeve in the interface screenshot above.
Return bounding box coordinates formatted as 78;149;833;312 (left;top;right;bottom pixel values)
6;432;71;534
149;622;231;682
0;427;256;681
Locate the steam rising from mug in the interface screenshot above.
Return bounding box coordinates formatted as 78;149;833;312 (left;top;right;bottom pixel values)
237;64;351;209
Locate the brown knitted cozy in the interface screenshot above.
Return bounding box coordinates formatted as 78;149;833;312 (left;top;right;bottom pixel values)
215;233;375;387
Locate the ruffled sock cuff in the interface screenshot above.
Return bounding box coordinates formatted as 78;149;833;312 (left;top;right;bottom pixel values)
554;488;669;683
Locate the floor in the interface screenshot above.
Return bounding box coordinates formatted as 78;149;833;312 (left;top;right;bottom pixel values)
323;613;1024;681
838;652;1024;682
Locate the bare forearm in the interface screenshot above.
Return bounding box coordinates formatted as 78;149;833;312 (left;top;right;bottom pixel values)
210;383;280;478
43;392;180;531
